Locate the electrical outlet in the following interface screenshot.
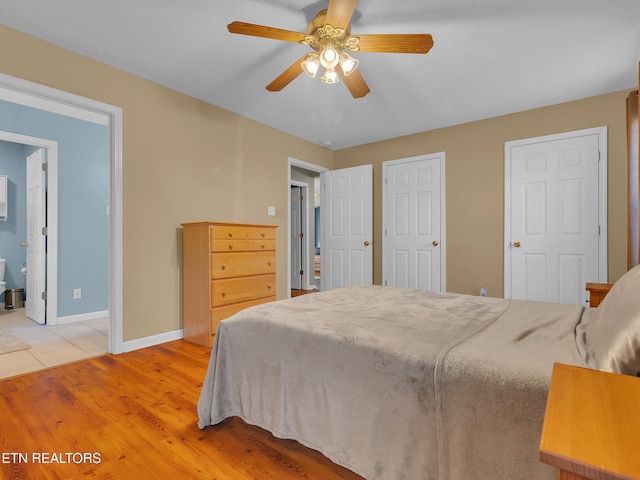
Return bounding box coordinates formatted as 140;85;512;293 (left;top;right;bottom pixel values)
73;288;82;299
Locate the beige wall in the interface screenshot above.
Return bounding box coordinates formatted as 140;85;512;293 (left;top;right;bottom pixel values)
0;26;333;342
334;91;630;296
1;24;631;342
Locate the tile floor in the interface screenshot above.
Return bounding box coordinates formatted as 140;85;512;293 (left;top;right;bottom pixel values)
0;307;108;380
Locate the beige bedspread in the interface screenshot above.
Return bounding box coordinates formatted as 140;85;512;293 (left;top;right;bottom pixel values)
197;285;589;480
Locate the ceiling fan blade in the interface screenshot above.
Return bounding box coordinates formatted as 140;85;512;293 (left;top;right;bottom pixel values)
338;66;370;98
357;34;434;54
266;55;308;92
325;0;359;30
227;21;306;43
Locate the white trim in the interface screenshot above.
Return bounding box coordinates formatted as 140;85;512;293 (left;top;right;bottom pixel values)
382;152;447;291
287;157;328;297
503;126;608;299
122;329;184;353
56;310;109;325
0;131;58;324
0;73;108;126
0;73;124;354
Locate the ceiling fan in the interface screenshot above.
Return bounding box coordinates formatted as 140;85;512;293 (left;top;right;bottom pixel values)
227;0;434;98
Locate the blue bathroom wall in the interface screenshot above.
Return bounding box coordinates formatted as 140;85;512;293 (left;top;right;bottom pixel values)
0;99;108;317
0;141;28;296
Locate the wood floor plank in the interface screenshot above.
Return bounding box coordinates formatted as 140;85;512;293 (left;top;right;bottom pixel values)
0;340;364;480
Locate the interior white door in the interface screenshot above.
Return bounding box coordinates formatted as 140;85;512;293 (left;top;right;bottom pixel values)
26;148;46;324
506;132;601;305
321;165;372;290
290;186;304;290
383;154;444;291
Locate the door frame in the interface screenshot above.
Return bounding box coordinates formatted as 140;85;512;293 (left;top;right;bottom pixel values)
0;72;124;354
503;127;608;298
382;152;447;291
290;181;309;290
287;157;328;297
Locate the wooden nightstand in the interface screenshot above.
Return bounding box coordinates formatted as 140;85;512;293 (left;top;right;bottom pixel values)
540;363;640;479
585;282;613;308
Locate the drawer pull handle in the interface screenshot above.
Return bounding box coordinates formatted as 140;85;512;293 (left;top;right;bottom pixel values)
228;245;233;250
261;244;265;249
221;265;226;270
261;233;265;238
267;262;271;267
267;285;272;290
221;292;226;298
228;233;233;238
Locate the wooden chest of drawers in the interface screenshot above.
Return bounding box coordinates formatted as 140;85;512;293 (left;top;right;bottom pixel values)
181;222;277;347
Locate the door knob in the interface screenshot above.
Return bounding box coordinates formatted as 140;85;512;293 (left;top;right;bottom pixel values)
513;241;521;248
364;241;370;246
21;242;28;247
432;240;439;247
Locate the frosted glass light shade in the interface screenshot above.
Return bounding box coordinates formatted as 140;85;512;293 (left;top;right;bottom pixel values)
321;68;339;84
319;47;339;69
301;53;320;78
339;52;359;76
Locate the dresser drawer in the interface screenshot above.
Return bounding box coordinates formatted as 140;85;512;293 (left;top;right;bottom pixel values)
211;274;276;307
211;251;275;279
210;225;249;240
210;239;249;252
211;296;275;329
248;239;276;251
247;226;276;240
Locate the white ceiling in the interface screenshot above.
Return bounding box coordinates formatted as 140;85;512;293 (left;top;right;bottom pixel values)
2;0;640;150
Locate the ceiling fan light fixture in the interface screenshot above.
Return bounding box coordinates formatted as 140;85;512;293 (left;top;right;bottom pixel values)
338;51;359;76
301;52;321;78
228;1;434;99
321;67;339;84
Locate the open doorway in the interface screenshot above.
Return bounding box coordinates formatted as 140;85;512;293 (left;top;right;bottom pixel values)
288;158;327;298
0;72;123;355
0;135;109;379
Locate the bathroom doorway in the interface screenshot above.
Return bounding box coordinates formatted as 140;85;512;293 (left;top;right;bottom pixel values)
0;71;123;356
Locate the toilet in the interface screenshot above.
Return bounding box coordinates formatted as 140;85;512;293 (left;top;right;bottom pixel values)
0;258;6;296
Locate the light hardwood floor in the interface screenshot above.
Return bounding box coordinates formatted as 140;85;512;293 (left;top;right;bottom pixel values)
290;289;318;297
0;339;364;480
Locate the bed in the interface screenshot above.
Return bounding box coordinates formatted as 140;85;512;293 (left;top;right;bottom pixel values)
197;265;640;480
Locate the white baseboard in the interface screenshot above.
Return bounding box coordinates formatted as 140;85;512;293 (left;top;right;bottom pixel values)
121;329;184;353
56;310;109;325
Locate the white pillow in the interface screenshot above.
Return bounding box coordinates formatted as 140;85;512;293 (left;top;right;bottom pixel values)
585;264;640;376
